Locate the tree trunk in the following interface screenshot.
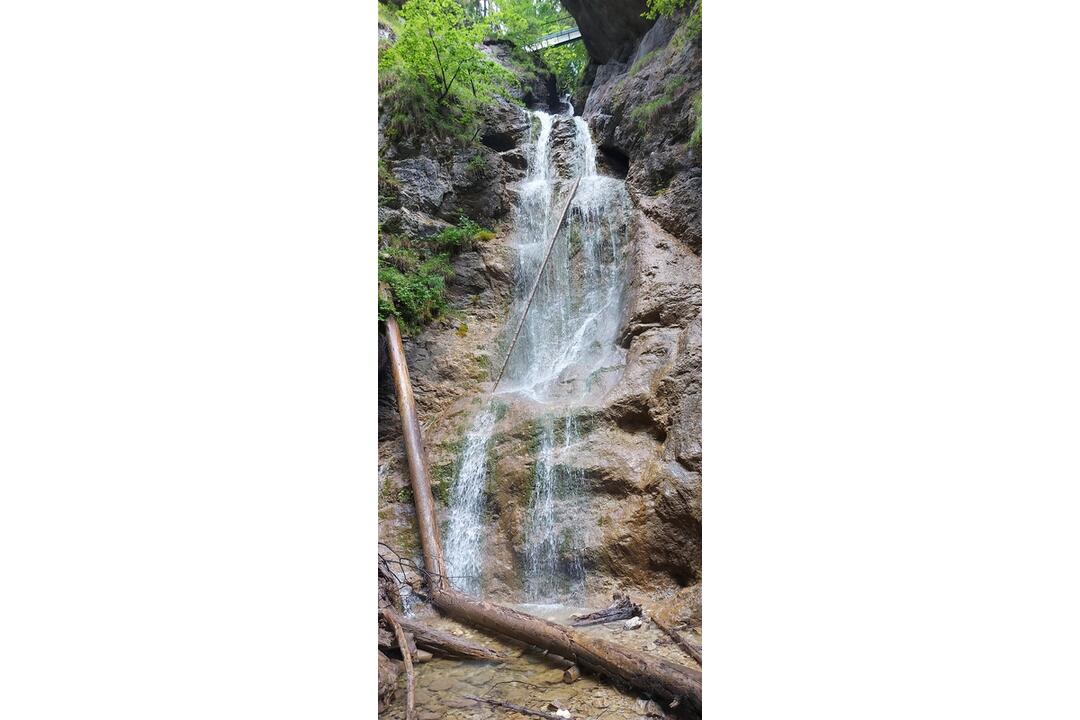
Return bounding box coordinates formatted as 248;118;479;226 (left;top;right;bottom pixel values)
383;316;703;716
430;587;701;713
383;315;448;588
389;609;505;661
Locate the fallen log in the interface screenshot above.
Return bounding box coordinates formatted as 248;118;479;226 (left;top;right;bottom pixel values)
570;592;642;627
384;315;703;716
389;609;505;661
652;613;702;666
463;695;564;720
384;315;448;588
381;609;416;720
430;586;701;713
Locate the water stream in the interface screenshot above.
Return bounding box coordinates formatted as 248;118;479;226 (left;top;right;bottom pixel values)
443;107;630;603
443;406;497;595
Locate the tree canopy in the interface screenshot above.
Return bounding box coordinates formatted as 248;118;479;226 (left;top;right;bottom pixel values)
379;0;513;142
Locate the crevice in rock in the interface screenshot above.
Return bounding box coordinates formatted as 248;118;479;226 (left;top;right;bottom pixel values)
598;144;630;179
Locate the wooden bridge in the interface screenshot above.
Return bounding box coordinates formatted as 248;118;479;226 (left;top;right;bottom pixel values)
524;25;582;52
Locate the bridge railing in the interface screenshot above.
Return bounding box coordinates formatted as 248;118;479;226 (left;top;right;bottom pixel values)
524;26;581;52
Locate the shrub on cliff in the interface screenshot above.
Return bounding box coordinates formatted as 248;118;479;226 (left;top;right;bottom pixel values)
378;215;495;331
379;0;513;144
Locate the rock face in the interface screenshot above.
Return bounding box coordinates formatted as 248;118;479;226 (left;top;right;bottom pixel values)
561;0;655;63
378;2;701;633
576;4;702;253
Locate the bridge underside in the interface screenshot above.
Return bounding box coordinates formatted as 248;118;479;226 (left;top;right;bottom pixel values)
524;27;581;52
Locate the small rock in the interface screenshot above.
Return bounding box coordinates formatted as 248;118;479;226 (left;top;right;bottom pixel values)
636;697;666;717
623;616;642;630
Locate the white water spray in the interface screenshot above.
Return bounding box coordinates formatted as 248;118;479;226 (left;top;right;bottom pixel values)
442;106;631;602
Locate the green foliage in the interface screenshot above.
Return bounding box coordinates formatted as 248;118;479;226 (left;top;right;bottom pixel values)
689;91;702;151
685;1;702;41
378;2;403;34
487;0;571;47
378;215;494;330
643;0;690;20
629;93;674;129
628;49;659;77
465;153;487;176
378;252;454;330
430;457;454;505
628;76;688;132
379;57;450;141
434;215;488;250
540;42;587;95
378;158;400;206
379;0;514;144
669;0;702;49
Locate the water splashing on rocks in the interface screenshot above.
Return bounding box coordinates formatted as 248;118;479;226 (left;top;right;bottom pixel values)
442;106;631;603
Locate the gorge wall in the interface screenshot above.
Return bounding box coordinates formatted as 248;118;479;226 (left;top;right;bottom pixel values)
378;1;702;625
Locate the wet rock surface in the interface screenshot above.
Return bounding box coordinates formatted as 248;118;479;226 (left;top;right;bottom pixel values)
574;5;702;253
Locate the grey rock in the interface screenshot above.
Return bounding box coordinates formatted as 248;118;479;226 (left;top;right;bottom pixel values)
562;0;654;63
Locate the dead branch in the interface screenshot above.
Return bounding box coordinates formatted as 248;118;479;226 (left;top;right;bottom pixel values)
463;695;564;720
570;593;642;627
381;609;416;720
389;608;504;661
651;613;702;666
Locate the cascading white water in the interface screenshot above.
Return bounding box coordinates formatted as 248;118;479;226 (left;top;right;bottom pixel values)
501;114;630;403
523;414;588;602
443;406;497;595
442;106;631;603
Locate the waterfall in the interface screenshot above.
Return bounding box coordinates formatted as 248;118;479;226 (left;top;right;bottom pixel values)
502;112;630;403
523;414;588;602
442;106;630;603
443;406;497;595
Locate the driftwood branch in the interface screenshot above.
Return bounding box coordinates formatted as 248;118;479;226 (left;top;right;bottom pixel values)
381;609;416;720
652;613;702;666
570;593;641;627
463;695;564;720
391;609;505;661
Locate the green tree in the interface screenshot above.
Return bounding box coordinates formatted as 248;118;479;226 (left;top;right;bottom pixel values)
489;0;570;47
643;0;688;20
379;0;513;142
540;42;587;95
